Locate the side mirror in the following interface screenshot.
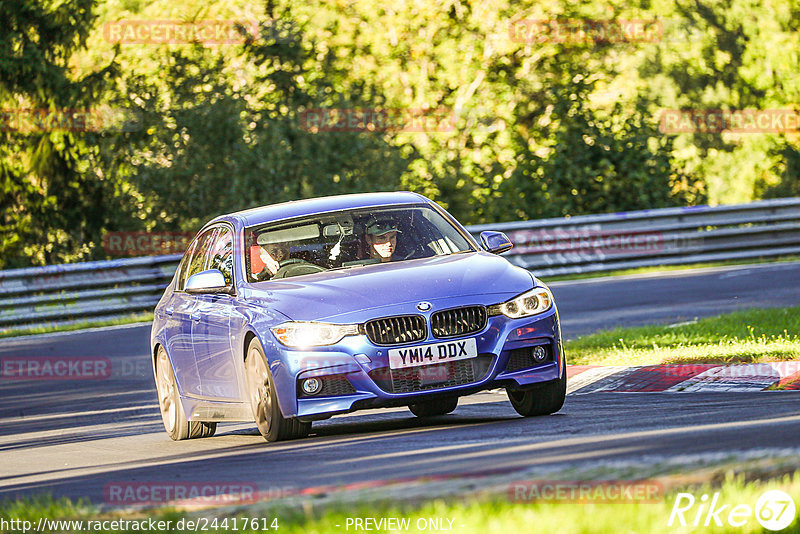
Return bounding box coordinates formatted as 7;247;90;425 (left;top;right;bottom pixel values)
185;269;231;294
479;231;513;255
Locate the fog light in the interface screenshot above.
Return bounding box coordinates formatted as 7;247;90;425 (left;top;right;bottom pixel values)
301;378;322;395
532;345;548;362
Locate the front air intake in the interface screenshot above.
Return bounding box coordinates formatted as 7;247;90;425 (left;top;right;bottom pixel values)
431;306;487;339
364;315;427;346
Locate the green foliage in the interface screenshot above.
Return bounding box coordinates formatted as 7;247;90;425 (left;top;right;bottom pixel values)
2;0;799;267
502;84;702;220
641;0;800;205
101;17;410;232
0;0;125;268
760;144;800;198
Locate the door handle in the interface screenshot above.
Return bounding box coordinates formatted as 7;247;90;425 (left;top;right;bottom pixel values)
165;306;174;316
190;313;201;322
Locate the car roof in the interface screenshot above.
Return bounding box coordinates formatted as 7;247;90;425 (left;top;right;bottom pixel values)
208;191;432;228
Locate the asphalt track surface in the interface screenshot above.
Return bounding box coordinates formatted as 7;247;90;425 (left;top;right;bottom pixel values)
1;261;799;505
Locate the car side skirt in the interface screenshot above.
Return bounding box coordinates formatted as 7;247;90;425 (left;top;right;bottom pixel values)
181;396;253;422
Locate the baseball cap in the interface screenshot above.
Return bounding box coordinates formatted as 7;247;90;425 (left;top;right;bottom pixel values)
366;220;401;236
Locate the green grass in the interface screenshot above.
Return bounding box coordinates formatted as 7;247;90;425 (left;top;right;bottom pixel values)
289;476;799;534
1;474;798;533
565;307;800;366
0;312;154;340
544;255;800;282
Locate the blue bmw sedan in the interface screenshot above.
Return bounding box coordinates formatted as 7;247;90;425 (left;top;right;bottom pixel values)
151;192;565;442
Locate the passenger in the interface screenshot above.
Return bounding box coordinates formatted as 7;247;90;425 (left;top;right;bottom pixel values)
365;220;401;263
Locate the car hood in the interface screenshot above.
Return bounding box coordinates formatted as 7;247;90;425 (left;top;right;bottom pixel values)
244;252;533;322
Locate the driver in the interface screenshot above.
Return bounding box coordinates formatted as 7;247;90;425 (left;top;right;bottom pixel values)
255;235;326;280
254;240;289;281
365;220;401;263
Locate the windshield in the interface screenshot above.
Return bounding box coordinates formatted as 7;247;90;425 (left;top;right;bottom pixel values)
244;204;474;282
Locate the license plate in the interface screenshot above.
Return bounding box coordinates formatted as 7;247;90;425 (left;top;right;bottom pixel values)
388;338;478;370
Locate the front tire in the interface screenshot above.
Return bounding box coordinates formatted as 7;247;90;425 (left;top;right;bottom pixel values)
506;356;566;417
155;346;216;440
409;397;458;417
245;338;310;442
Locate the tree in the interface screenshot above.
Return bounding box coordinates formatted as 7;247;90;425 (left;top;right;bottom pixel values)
0;0;122;268
639;0;800;205
103;13;411;232
502;81;702;220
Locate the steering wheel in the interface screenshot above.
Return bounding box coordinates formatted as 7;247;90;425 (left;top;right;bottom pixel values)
395;249;415;261
397;238;442;261
272;259;327;279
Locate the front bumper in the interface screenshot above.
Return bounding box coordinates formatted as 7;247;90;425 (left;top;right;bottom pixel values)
269;307;563;420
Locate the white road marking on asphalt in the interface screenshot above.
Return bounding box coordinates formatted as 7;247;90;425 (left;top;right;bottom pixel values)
719;269;752;279
325;414;800;471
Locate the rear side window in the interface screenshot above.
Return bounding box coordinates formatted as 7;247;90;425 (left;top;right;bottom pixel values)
177;228;217;290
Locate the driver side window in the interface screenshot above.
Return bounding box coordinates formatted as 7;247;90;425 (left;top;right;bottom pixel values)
178;228;217;291
207;227;233;286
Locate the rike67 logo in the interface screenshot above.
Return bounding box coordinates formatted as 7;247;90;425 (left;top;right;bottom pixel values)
669;489;796;531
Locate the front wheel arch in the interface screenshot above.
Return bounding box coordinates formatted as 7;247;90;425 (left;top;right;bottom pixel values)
244;337;310;441
151;342;163;382
241;329;296;418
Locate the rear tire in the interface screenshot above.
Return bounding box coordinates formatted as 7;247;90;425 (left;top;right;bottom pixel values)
155;346;217;440
506;355;566;417
409;397;458;417
245;338;311;442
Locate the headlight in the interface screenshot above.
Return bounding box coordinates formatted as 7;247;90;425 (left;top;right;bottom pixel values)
271;322;360;348
487;287;553;319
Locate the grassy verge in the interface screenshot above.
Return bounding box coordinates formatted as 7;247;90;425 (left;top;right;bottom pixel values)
1;473;798;533
0;313;154;340
545;255;800;282
565;306;800;367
